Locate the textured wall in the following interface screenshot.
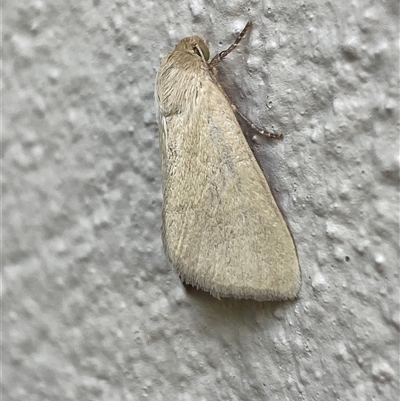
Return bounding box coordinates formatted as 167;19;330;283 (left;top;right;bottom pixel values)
4;1;399;400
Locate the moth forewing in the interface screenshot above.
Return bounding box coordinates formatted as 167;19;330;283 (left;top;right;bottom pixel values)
155;23;301;301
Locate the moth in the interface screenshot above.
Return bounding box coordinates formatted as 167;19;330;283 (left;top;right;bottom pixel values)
155;22;301;301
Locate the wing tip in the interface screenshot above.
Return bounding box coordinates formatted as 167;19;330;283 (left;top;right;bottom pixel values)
177;269;301;302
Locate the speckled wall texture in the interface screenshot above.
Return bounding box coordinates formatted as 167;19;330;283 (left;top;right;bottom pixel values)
4;1;399;400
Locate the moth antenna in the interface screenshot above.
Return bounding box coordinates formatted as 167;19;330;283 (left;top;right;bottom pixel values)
209;21;252;68
231;104;283;139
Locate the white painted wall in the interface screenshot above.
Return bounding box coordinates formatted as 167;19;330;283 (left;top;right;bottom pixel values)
4;1;399;400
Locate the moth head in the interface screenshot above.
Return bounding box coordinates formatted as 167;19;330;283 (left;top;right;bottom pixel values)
175;36;210;62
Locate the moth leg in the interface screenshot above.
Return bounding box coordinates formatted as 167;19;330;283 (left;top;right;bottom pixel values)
231;104;283;139
209;21;252;68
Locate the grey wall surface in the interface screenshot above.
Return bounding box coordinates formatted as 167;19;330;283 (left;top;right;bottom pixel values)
4;1;399;400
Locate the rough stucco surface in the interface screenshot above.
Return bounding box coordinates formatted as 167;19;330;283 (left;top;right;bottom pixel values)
3;0;399;400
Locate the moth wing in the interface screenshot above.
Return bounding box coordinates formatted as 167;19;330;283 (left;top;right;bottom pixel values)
157;65;300;301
